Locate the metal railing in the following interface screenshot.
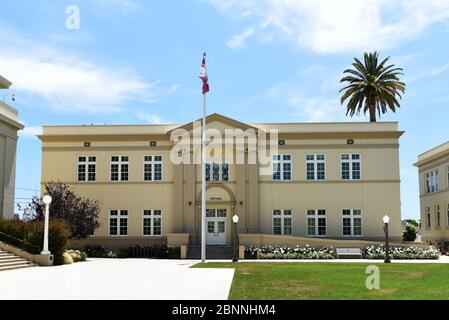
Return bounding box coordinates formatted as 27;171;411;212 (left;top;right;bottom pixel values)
0;231;40;254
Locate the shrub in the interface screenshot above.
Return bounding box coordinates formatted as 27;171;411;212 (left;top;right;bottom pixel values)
0;217;71;265
244;245;335;260
63;251;74;264
65;249;87;262
84;244;117;258
402;224;417;242
365;245;439;260
126;245;180;259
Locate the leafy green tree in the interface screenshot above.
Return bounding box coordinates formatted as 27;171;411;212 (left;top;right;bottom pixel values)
340;51;406;122
402;224;417;242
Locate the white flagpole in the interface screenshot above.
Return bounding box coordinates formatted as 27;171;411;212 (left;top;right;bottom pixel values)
201;92;207;263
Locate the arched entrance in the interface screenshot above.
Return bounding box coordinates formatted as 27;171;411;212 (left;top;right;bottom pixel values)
197;184;236;245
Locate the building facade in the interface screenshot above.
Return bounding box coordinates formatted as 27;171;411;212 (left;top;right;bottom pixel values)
39;114;403;248
0;75;24;219
415;141;449;243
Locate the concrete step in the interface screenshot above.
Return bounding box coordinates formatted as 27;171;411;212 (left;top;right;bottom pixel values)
0;260;34;268
0;256;27;262
0;264;35;272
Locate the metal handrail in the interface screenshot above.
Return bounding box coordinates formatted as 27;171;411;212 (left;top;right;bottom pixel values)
0;230;40;254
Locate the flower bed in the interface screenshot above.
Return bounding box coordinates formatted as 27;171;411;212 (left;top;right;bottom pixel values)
365;245;440;260
245;245;335;259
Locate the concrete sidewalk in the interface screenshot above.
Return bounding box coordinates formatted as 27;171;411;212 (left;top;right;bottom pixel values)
0;259;234;300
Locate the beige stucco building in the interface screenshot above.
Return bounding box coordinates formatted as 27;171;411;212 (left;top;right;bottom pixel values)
415;141;449;243
39;114;403;248
0;75;24;219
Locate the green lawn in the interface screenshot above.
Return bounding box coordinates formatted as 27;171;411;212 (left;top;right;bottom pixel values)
193;262;449;300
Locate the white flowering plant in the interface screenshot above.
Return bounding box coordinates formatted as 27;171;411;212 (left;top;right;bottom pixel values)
364;244;439;260
244;245;335;259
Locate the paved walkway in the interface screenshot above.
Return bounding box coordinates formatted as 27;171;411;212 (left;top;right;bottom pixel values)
231;255;449;263
0;259;234;300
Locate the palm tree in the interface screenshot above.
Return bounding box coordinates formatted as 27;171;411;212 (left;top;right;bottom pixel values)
339;52;406;122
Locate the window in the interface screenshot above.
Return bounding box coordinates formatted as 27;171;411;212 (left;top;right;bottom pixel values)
306;154;326;181
272;209;292;235
144;156;163;181
447;204;449;227
111;156;129;181
436;205;441;228
341;154;361;180
77;156;96;182
342;209;362;236
272;155;292;181
426;170;439;193
425;206;431;228
109;210;128;236
205;163;229;181
307;209;327;236
143;210;162;235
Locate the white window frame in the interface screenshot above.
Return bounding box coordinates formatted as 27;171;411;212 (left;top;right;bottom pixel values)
305;154;326;181
272;209;292;235
143;155;163;181
426;169;439;194
425;206;431;229
205;163;229;182
272;155;292;181
342;209;362;237
306;209;327;237
341;153;361;180
77;156;96;182
109;210;128;236
110;156;129;182
142;209;162;236
436;205;441;229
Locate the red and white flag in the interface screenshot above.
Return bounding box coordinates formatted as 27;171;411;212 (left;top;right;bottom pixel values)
199;52;209;94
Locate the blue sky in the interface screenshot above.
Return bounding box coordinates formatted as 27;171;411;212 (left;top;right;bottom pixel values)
1;0;449;219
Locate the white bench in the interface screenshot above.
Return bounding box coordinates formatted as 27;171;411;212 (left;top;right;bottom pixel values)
336;248;362;259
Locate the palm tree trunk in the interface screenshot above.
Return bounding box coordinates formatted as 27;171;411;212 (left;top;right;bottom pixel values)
369;105;376;122
369;93;377;122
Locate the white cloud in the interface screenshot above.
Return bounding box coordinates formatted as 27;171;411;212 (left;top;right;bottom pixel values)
135;112;165;124
19;125;42;139
261;83;344;122
0;28;157;114
227;28;255;48
209;0;449;53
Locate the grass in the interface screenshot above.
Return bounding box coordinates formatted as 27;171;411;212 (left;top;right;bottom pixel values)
193;262;449;300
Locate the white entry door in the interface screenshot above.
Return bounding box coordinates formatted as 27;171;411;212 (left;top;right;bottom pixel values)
206;208;227;245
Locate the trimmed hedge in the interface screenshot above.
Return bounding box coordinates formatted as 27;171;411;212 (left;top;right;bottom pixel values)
0;218;71;265
83;244;180;259
245;245;335;259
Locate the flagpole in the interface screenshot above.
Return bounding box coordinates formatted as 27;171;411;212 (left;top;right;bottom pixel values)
201;92;207;263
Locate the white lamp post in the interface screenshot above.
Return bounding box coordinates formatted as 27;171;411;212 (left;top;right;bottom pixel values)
383;215;391;263
41;195;52;255
232;214;239;262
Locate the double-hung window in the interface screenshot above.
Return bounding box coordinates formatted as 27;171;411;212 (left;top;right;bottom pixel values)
342;209;362;236
143;210;162;236
426;170;439;193
272;155;292;181
144;156;163;181
306;154;325;180
205;163;229;181
272;209;292;235
447;204;449;227
341;154;361;180
426;206;431;228
111;156;129;181
109;210;128;236
307;209;327;236
77;156;96;182
436;205;441;228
